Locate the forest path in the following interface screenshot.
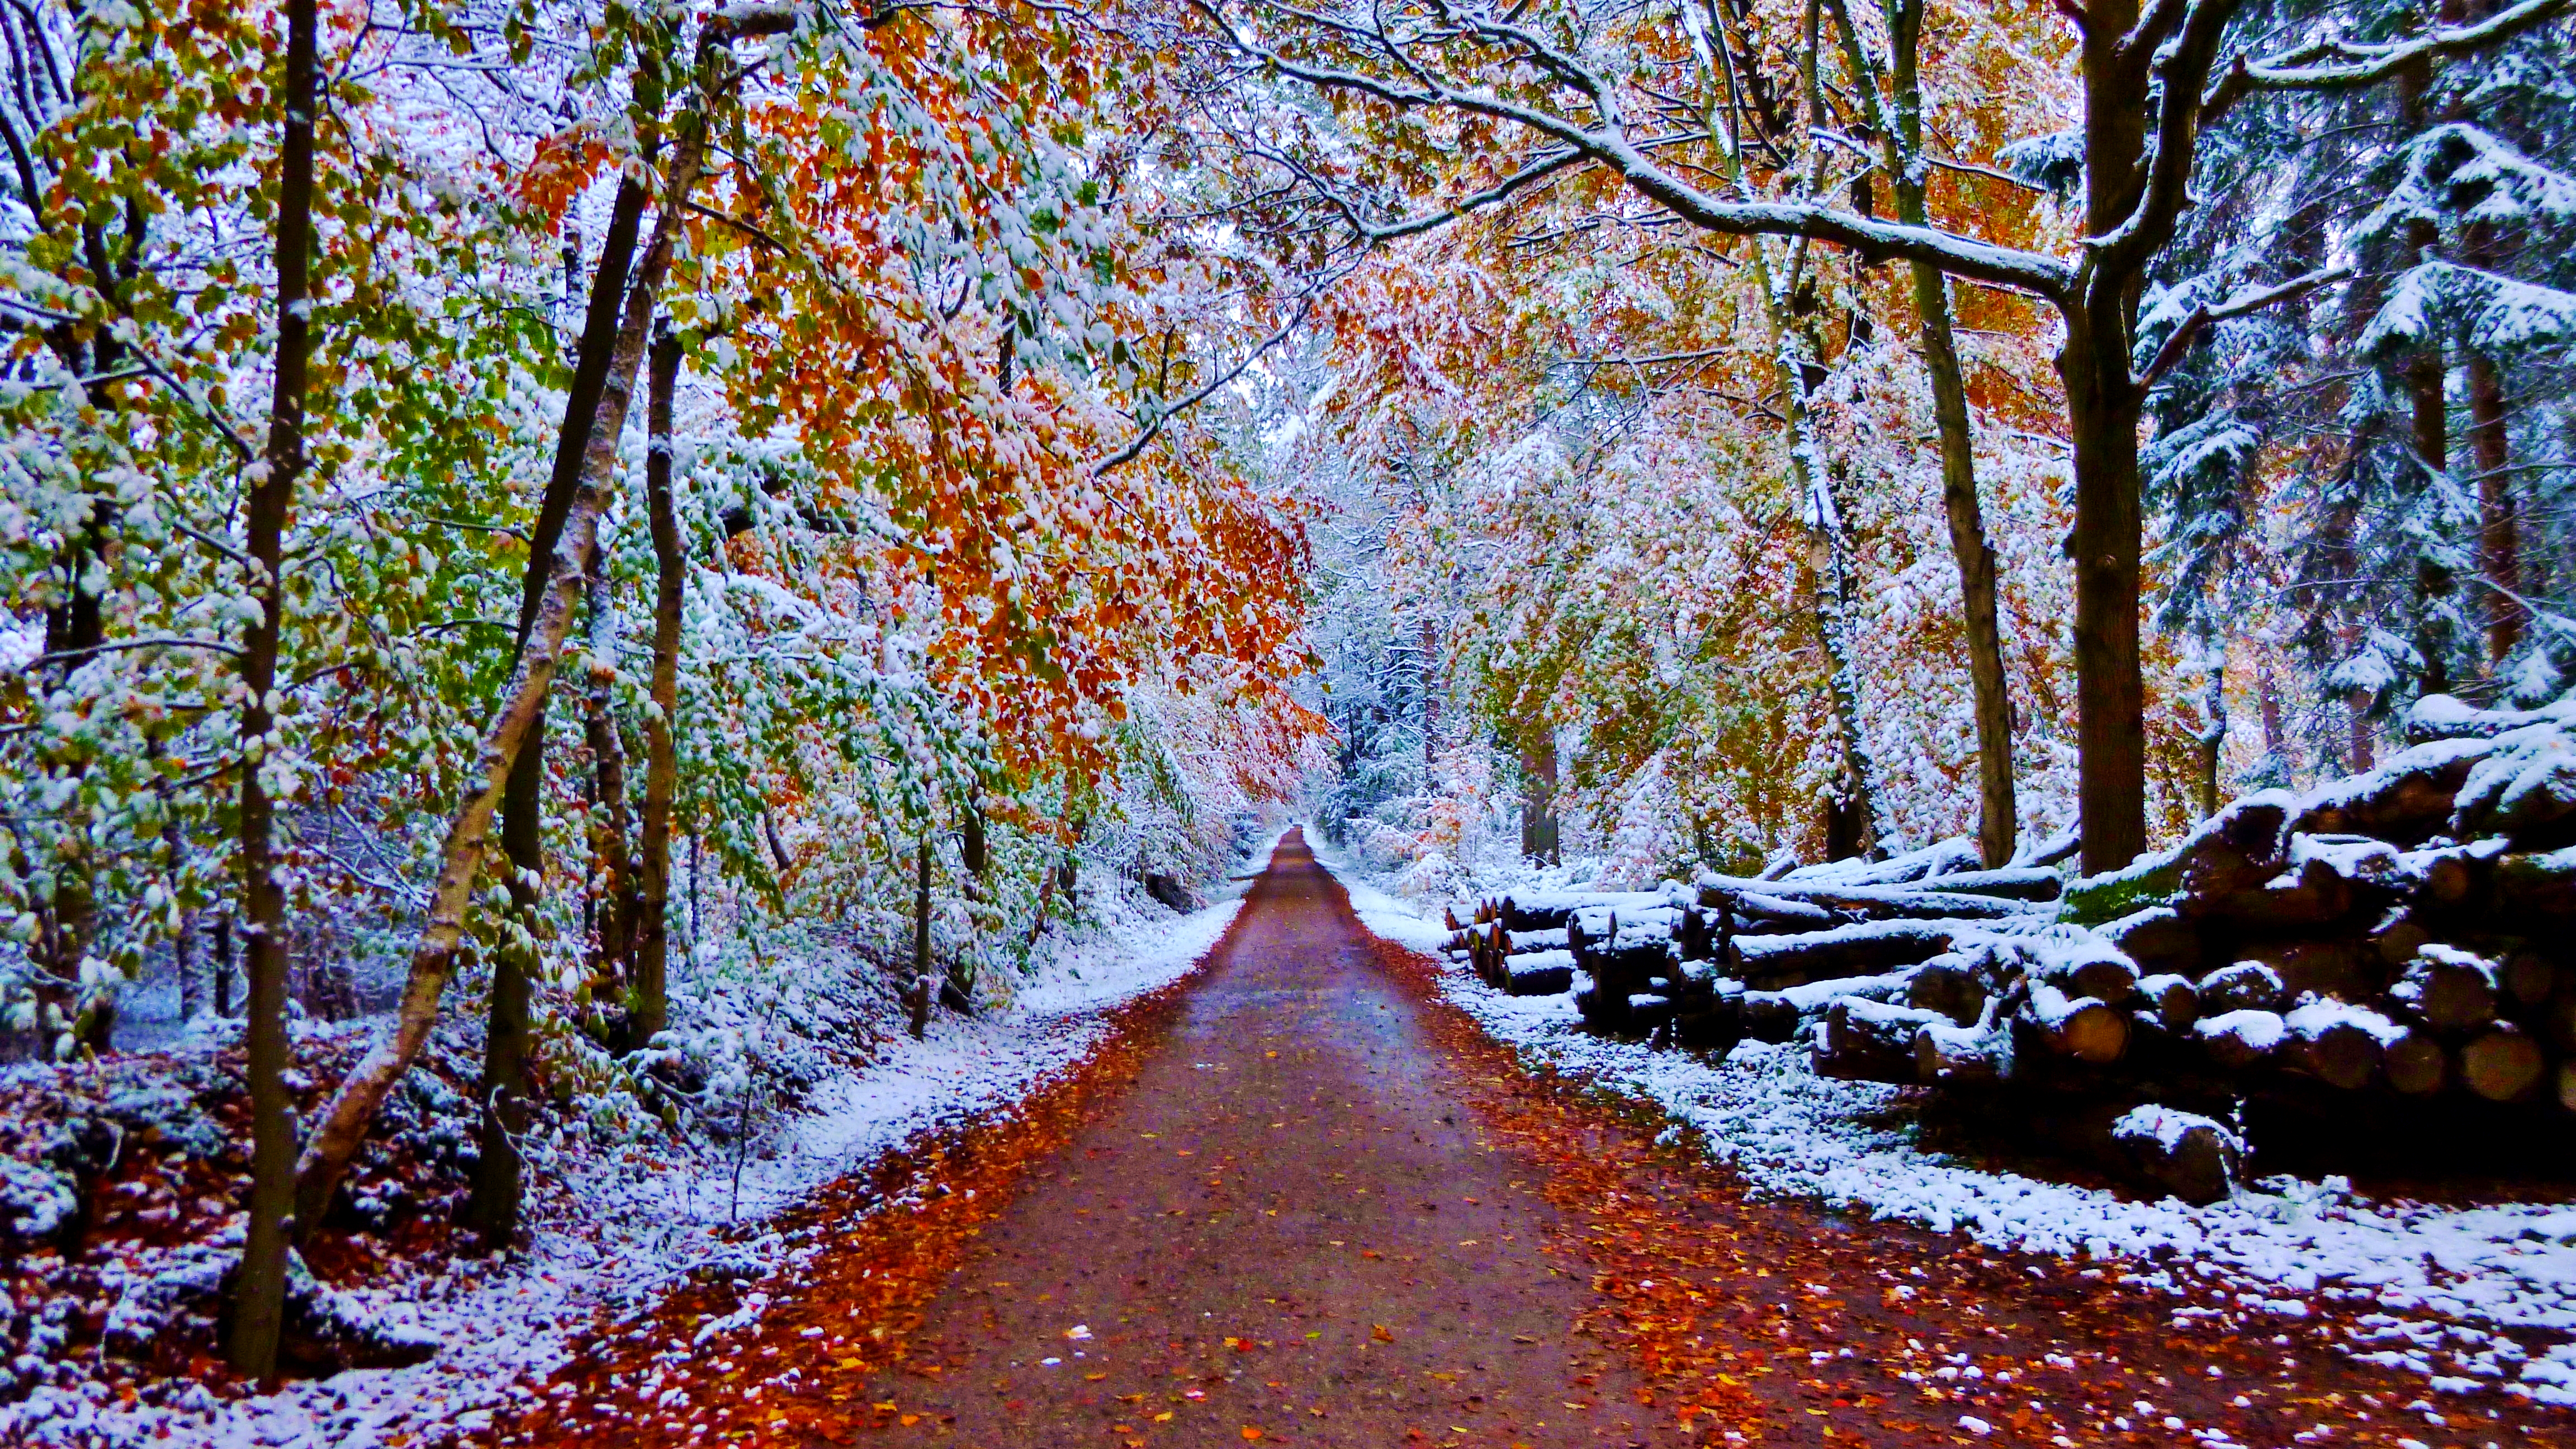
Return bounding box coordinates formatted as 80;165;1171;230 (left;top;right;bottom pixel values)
834;827;1689;1447
505;832;2565;1448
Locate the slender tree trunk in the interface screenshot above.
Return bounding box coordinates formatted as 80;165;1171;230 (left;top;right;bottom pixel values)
2466;354;2520;669
581;566;636;999
2194;621;2227;821
908;834;932;1040
1833;0;2016;865
292;118;712;1239
213;914;235;1017
631;321;684;1051
467;737;541;1251
463;164;654;1248
227;0;316;1381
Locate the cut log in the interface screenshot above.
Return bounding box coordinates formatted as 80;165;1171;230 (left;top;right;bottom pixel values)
1725;891;1843;933
2059;793;2292;925
2384;1030;2449;1096
2558;1060;2576;1114
1504;951;1575;997
2395;945;2499;1033
1741;991;1801;1044
2461;1024;2546;1102
2289;737;2487;845
2198;961;2285;1015
2138;973;2200;1034
2368;909;2432;969
1727;918;1964;987
1816;999;1940;1085
2493;847;2576;922
1906;955;1990;1026
2284;1000;2401;1091
2101;906;2201;976
2238;939;2373;1004
1914;1019;2010;1086
1909;866;2064;903
2186;835;2399;931
2028;981;2129;1064
2501;951;2560;1008
2196;1009;2287;1070
2414;845;2498;913
2107;1105;2243;1205
2036;942;2139;1003
1673;989;1744;1052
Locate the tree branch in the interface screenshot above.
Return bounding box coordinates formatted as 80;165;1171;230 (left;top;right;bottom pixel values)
2137;263;2351;387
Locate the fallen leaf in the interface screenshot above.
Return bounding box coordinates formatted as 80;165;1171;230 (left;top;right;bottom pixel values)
1373;1324;1395;1343
1241;1428;1263;1441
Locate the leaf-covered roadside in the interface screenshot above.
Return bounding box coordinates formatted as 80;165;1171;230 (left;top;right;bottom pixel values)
499;931;1222;1446
1371;935;2575;1446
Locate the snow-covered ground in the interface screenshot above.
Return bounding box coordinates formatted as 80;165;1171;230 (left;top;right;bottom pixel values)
1308;830;2576;1408
3;838;1275;1449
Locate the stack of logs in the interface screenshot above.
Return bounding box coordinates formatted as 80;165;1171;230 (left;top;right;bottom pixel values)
1439;691;2576;1202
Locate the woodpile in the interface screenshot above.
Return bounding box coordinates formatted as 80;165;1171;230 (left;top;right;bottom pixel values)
1441;691;2576;1203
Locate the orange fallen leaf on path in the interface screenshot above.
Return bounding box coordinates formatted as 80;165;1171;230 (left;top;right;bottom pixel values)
1240;1427;1263;1441
1372;1324;1394;1342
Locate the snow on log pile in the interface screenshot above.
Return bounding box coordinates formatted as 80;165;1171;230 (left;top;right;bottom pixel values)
1442;690;2576;1208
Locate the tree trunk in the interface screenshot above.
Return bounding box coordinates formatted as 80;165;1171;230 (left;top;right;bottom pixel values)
581;564;637;1003
909;833;933;1040
292;117;711;1240
213;914;234;1017
631;320;684;1052
1519;731;1560;865
2062;0;2153;877
462;154;653;1248
226;0;315;1382
2194;622;2226;821
467;736;542;1251
1860;0;2016;868
2466;353;2519;668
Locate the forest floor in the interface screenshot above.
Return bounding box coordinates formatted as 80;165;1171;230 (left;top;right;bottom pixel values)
499;831;2573;1449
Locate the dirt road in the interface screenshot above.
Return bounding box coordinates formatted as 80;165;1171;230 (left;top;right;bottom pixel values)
845;829;1688;1447
508;830;2572;1448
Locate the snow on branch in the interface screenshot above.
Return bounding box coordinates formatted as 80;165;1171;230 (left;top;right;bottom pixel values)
2203;0;2576;119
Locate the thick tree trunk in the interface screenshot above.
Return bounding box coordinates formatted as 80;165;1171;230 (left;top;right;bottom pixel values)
2061;309;2147;873
226;0;316;1382
292;122;710;1240
631;321;684;1050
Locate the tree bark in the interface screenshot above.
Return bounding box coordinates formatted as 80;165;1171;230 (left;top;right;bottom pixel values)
908;833;933;1040
2466;353;2519;668
226;0;316;1382
1519;731;1560;865
291;115;712;1240
581;564;637;997
631;319;684;1051
467;738;541;1251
